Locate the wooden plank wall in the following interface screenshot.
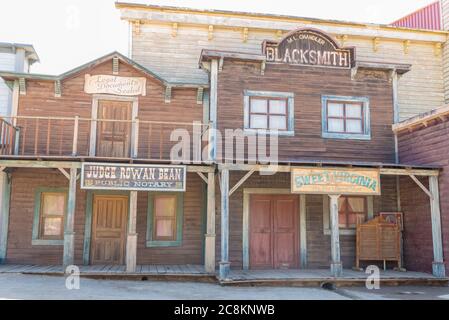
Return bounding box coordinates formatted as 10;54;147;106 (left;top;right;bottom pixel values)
132;21;445;121
15;59;203;158
398;120;449;274
5;170;205;266
215;172;398;269
0;52;15;117
216;61;395;163
442;0;449;102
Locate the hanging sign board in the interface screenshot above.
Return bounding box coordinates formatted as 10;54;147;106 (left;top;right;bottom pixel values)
81;163;186;192
84;74;147;96
291;167;380;195
264;28;355;69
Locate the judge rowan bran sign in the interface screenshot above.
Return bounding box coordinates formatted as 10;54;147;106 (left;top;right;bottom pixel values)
264;28;355;69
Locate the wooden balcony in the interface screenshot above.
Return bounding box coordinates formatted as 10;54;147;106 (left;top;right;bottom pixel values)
0;116;210;163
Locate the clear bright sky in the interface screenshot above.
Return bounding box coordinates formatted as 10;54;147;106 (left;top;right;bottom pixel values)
0;0;437;74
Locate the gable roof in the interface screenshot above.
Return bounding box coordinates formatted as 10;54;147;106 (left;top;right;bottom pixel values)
391;1;442;31
0;42;40;65
0;51;207;88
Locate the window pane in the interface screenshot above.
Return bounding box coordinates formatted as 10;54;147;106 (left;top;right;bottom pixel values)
250;115;268;129
346;119;363;133
269;115;287;130
43;217;63;236
348;198;365;212
155;219;174;238
250;99;267;113
154;196;176;217
346;104;362;118
328;119;344;132
42;193;65;216
338;198;345;211
328;103;344;117
338;213;347;228
269;100;287;114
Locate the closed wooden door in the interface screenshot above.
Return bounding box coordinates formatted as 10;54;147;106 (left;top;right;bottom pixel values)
249;195;299;269
91;195;128;265
96;100;132;158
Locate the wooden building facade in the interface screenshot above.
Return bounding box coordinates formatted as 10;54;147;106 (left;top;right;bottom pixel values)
0;4;447;282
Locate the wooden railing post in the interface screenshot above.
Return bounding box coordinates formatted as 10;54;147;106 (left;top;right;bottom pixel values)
329;194;343;277
14;128;20;155
63;167;77;269
72;116;79;156
219;168;230;280
132;118;139;159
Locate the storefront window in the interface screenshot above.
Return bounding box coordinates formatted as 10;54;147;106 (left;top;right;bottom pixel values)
147;193;183;247
338;196;366;229
243;90;294;136
322;96;370;140
32;188;67;245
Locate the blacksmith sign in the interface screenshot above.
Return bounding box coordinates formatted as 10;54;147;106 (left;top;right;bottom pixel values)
81;163;186;192
291;167;380;195
264;28;355;69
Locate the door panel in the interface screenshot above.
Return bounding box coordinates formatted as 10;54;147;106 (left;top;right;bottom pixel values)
91;195;128;265
273;197;298;269
249;195;299;270
249;197;273;269
96;100;132;158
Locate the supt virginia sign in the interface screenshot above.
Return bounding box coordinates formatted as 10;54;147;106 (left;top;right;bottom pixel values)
81;163;186;192
264;28;355;69
291;167;380;195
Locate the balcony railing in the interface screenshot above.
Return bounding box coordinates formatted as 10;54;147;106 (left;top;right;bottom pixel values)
0;116;210;162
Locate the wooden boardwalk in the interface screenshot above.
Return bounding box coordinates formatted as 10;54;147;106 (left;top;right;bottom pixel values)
1;264;447;287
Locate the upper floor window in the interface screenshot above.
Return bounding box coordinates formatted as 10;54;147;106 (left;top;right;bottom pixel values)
321;96;370;140
244;90;294;136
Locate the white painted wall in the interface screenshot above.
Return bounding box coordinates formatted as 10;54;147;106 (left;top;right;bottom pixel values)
0;52;15;117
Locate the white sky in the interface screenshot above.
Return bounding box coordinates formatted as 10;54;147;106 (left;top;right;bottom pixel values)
0;0;437;74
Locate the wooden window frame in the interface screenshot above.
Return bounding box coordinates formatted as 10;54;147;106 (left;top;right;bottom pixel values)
248;96;289;131
321;95;371;140
146;192;184;247
244;90;295;136
32;187;68;246
338;196;367;230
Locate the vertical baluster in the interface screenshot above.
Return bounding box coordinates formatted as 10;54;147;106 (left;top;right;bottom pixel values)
72;116;79;156
59;119;64;155
1;121;5;155
147;123;152;159
8;122;14;154
159;124;163;160
34;118;39;155
46;118;51;155
21;119;27;155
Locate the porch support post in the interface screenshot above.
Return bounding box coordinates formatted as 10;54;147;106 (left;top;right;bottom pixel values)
329;194;343;277
429;176;446;278
204;172;216;273
0;172;11;264
126;191;138;273
63;167;77;269
219;168;230;280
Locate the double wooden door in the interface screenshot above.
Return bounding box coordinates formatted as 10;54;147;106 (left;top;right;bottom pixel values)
96;100;132;158
91;195;128;265
249;195;299;270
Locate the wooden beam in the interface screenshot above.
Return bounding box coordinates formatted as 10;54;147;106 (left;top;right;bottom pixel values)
0;172;11;264
329;194;342;277
409;175;432;199
112;57;119;75
196;87;204;105
186;166;215;173
380;168;439;176
204;172;216;273
54;80;62;98
0;160;82;169
164;86;172;103
219;169;230;280
429;176;446;278
229;168;255;197
126;191;138;273
18;77;26;95
58;168;71;180
196;172;208;184
63;168;77;269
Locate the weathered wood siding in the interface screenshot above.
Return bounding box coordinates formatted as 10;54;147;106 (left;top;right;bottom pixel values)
15;58;203;158
215;172;398;269
128;16;446;120
398;119;449;274
5;170;205;265
216;61;395;163
442;0;449;102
